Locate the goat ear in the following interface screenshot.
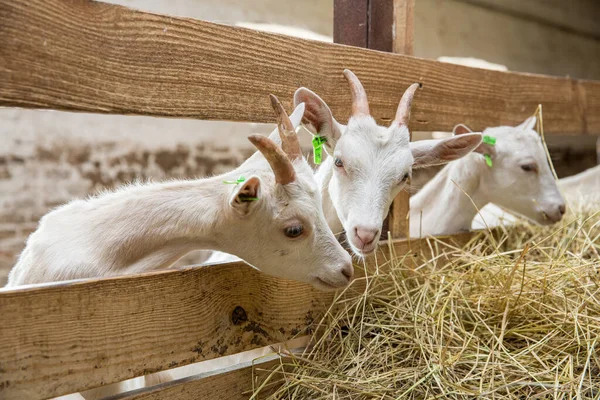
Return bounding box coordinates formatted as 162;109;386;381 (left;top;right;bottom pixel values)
229;176;261;216
293;87;342;151
516;116;537;131
453;124;493;155
411;133;483;169
453;124;473;135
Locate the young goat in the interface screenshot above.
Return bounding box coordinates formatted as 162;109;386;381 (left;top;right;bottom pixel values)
293;70;483;255
6;96;353;291
473;163;600;229
411;116;566;237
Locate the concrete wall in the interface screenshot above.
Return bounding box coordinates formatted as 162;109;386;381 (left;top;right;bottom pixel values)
1;0;599;286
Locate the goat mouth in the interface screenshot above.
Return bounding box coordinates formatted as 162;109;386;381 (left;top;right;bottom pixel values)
350;243;376;256
314;277;346;291
348;240;377;256
539;210;561;225
357;247;375;256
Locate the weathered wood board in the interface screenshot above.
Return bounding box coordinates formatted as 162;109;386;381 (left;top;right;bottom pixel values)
0;232;476;399
1;0;599;134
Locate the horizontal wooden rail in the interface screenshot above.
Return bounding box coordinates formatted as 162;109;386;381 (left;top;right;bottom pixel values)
0;233;476;399
109;357;283;400
1;0;599;134
0;261;332;399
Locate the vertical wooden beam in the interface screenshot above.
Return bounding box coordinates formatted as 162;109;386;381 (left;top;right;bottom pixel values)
392;0;415;55
386;0;415;239
334;0;415;239
333;0;369;47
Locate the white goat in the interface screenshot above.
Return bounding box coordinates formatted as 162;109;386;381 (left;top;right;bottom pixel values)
293;70;483;255
473;164;600;229
169;71;483;390
7;97;352;290
9;96;356;400
410;116;566;237
203;71;482;261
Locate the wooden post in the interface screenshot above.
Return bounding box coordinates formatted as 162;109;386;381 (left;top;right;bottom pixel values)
334;0;415;239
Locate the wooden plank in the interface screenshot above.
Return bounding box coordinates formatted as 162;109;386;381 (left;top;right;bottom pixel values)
111;232;479;400
0;233;476;399
1;1;599;135
388;0;414;239
392;0;415;55
457;0;600;40
367;0;393;51
0;262;334;399
364;0;414;239
333;0;368;47
108;358;283;400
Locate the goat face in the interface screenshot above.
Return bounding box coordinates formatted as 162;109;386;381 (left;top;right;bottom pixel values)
295;71;482;256
461;116;566;225
226;101;353;291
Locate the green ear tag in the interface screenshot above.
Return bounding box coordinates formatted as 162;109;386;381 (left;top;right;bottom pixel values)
238;196;258;202
483;135;496;145
223;175;246;185
484;154;493;167
312;136;327;165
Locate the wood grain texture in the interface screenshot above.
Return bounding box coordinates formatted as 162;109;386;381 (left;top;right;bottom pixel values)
367;0;393;51
393;0;415;55
0;233;477;399
1;0;599;134
387;0;414;239
0;262;334;399
333;0;368;47
457;0;600;40
109;358;282;400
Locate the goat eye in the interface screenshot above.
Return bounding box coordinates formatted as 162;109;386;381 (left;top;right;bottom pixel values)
521;163;537;173
334;158;344;168
401;172;410;182
284;225;304;238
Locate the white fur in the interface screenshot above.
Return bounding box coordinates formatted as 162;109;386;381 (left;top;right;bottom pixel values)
473;164;600;229
6;103;352;291
293;88;482;256
6;104;354;400
411;117;566;237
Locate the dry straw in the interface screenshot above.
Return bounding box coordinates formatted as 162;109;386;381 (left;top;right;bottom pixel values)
251;201;600;399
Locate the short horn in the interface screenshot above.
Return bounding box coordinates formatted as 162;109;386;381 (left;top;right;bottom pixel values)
248;134;296;185
269;94;302;160
343;69;370;117
393;83;421;127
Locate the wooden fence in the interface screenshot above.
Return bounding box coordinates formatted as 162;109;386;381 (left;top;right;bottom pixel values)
0;0;599;399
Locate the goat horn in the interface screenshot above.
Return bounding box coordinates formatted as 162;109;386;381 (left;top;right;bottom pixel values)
248;134;296;185
269;94;302;160
393;83;421;127
343;69;370;117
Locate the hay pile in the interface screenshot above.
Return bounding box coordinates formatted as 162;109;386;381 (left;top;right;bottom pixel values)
253;203;600;399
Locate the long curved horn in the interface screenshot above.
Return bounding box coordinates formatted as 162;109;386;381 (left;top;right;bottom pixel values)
248;134;296;185
269;94;302;160
343;69;370;117
393;83;421;127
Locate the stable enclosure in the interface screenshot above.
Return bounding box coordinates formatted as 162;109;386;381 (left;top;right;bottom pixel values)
1;0;599;399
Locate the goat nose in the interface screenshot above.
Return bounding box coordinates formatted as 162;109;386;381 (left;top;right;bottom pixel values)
341;261;354;281
342;263;354;282
558;204;566;215
355;226;379;247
